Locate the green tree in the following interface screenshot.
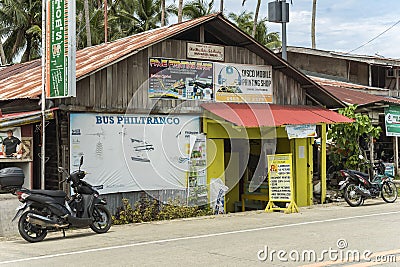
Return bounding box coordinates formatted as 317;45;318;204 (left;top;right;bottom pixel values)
181;0;214;20
242;0;262;38
229;11;281;49
0;0;42;63
328;105;382;169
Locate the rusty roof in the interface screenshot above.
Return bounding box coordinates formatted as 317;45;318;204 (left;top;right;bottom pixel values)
310;76;400;106
202;103;353;127
0;13;344;108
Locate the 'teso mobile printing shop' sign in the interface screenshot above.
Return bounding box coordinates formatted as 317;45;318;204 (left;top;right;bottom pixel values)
46;0;76;98
214;63;273;103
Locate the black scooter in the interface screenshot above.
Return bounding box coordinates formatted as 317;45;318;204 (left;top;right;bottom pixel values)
12;156;111;242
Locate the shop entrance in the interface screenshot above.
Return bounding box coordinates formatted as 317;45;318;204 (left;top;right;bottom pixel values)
223;138;293;213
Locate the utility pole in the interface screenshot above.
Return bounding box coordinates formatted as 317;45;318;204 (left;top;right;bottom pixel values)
41;0;46;189
311;0;317;49
281;0;287;60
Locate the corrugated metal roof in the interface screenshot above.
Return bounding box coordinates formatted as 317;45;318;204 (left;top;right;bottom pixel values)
310;76;400;106
0;14;344;108
202;103;353;127
0;14;218;100
0;108;56;128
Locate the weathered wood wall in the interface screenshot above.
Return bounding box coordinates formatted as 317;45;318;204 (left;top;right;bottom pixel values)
61;39;306;113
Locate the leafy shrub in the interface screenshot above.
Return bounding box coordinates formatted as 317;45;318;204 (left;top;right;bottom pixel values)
112;197;213;225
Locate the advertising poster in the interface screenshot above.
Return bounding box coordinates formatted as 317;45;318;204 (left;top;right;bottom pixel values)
46;0;76;98
187;134;207;206
70;113;200;194
385;106;400;136
149;57;214;100
214;63;273;103
285;124;317;139
267;154;292;201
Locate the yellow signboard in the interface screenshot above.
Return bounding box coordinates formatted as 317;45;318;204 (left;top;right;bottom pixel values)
265;153;299;213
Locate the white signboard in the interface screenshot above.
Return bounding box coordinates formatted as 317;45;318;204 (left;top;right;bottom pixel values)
70;113;201;194
187;43;224;61
214;63;273;103
285;124;317;139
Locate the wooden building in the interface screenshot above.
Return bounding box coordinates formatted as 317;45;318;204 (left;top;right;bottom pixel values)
0;14;351;212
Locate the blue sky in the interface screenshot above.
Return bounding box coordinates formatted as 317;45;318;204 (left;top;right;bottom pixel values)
169;0;400;58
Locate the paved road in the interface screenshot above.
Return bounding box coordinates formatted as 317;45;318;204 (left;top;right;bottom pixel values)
0;200;400;267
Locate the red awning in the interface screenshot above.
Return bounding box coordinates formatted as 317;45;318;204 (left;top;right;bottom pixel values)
201;103;353;128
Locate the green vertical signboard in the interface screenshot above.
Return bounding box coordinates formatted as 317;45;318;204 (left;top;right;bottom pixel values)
385;106;400;136
46;0;76;98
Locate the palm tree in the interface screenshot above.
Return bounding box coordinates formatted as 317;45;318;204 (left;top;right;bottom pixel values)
0;0;42;63
229;11;281;49
242;0;261;38
311;0;317;48
161;0;166;26
0;39;6;65
182;0;214;20
84;0;92;46
177;0;184;22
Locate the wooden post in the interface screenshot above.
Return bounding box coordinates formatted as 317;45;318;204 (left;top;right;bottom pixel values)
320;125;326;204
395;137;399;176
199;25;205;43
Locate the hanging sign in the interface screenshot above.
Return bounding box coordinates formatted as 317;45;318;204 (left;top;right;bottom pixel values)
187;43;225;61
285;124;317;139
265;153;298;213
214;63;273;103
385;106;400;136
46;0;76;98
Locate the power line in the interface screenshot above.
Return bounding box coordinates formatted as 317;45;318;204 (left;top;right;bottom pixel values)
346;18;400;54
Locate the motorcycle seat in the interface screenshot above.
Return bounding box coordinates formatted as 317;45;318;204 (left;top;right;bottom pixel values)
348;170;369;179
29;189;66;198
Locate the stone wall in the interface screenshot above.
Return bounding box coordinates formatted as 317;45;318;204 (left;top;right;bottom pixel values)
0;194;19;237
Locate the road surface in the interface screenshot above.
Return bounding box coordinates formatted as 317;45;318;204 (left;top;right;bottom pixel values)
0;200;399;266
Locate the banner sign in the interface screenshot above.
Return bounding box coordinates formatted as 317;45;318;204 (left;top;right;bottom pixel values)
149;57;214;100
70;113;201;194
214;63;273;103
46;0;76;98
187;134;208;206
187;43;225;61
267;154;292;201
285;124;317;139
385;106;400;136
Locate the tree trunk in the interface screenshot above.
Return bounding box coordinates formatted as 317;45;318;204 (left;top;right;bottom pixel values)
21;36;32;63
161;0;166;26
220;0;224;13
178;0;183;23
84;0;92;46
311;0;317;49
0;39;6;65
252;0;261;37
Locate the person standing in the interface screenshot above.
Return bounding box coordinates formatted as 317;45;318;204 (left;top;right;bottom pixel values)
2;130;22;157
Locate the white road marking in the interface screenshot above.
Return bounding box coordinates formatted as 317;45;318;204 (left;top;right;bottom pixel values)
1;210;400;265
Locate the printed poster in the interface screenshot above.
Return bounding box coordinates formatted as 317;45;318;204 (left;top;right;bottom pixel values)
267;154;293;201
149;57;214;100
70;113;200;194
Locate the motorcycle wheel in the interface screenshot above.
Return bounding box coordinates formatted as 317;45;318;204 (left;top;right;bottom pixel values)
90;205;111;234
381;181;398;203
18;210;48;243
344;183;363;207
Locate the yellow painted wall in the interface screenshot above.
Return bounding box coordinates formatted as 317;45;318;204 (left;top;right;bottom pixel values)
291;138;313;206
224;152;240;213
206;138;225;199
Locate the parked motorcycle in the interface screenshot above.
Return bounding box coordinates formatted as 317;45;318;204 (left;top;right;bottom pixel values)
339;160;398;207
1;156;111;242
